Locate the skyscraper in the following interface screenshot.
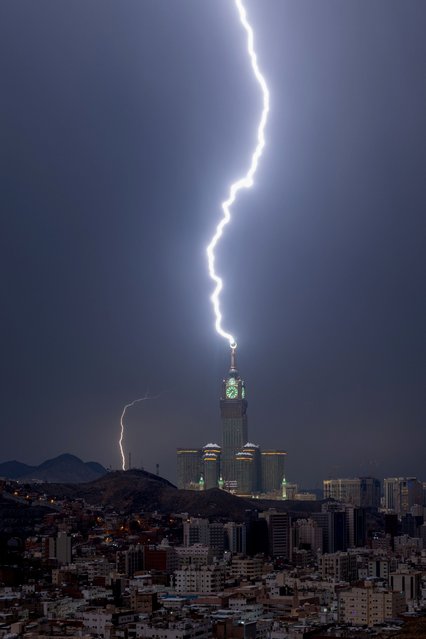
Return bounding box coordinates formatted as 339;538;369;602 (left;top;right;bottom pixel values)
312;503;348;553
323;477;380;509
202;443;221;490
235;450;255;495
384;477;423;514
261;450;287;495
220;348;248;490
176;449;202;490
259;510;290;559
241;442;261;492
176;349;287;496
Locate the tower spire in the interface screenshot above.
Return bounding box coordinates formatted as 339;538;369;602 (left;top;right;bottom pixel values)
230;346;237;373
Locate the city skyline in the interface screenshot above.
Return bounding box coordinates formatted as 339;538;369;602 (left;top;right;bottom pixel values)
1;1;425;486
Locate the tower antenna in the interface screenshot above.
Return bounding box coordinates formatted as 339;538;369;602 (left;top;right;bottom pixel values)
230;345;237;372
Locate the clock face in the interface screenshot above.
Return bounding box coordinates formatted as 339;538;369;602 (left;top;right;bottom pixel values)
241;386;245;399
226;385;238;399
228;377;237;386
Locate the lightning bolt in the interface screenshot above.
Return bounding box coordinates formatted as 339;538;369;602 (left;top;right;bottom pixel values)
119;393;161;470
206;0;270;350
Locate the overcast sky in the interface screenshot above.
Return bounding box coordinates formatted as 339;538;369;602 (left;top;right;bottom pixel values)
1;0;425;487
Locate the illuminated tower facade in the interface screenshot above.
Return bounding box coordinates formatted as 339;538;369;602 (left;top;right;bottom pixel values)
176;350;288;496
220;349;248;490
202;443;221;490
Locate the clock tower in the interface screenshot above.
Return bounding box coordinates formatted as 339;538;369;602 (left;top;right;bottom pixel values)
220;348;248;489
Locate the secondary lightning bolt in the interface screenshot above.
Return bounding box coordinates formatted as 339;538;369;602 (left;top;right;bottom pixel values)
206;0;270;350
119;393;161;470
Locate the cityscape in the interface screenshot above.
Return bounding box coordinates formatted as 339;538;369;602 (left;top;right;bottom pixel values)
1;0;425;638
0;350;425;638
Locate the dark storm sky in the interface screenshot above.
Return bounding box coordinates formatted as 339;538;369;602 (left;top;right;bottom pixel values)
1;1;425;488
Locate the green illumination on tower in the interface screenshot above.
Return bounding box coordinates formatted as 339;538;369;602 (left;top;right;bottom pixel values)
281;476;287;500
220;348;248;487
199;475;205;491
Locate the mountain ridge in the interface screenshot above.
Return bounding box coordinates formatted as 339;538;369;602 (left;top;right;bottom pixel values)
0;454;107;483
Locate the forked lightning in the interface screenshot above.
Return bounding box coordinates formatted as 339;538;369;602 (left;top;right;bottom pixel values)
119;393;160;470
119;1;269;468
206;0;270;350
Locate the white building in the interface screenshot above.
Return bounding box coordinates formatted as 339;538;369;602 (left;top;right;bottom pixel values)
390;569;422;604
338;582;406;626
230;555;264;580
175;544;213;568
83;610;137;637
173;565;225;594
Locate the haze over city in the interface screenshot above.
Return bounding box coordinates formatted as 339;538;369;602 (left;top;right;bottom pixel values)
1;0;425;487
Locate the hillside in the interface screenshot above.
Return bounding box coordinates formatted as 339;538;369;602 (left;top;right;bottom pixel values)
0;460;33;479
25;469;322;518
0;454;107;483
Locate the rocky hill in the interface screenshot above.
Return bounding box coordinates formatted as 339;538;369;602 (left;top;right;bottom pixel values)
0;454;107;483
25;469;322;519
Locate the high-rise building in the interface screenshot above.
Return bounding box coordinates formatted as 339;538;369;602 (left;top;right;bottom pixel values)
384;477;423;514
202;443;221;490
261;450;287;495
234;444;262;496
48;531;72;566
224;522;246;554
176;349;288;495
220;349;248;490
176;449;202;490
235;451;254;495
323;477;380;509
183;518;209;546
359;477;381;509
291;518;323;555
183;518;224;556
259;510;290;559
345;506;366;548
312;504;348;553
245;511;269;556
116;544;144;577
241;442;261;492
